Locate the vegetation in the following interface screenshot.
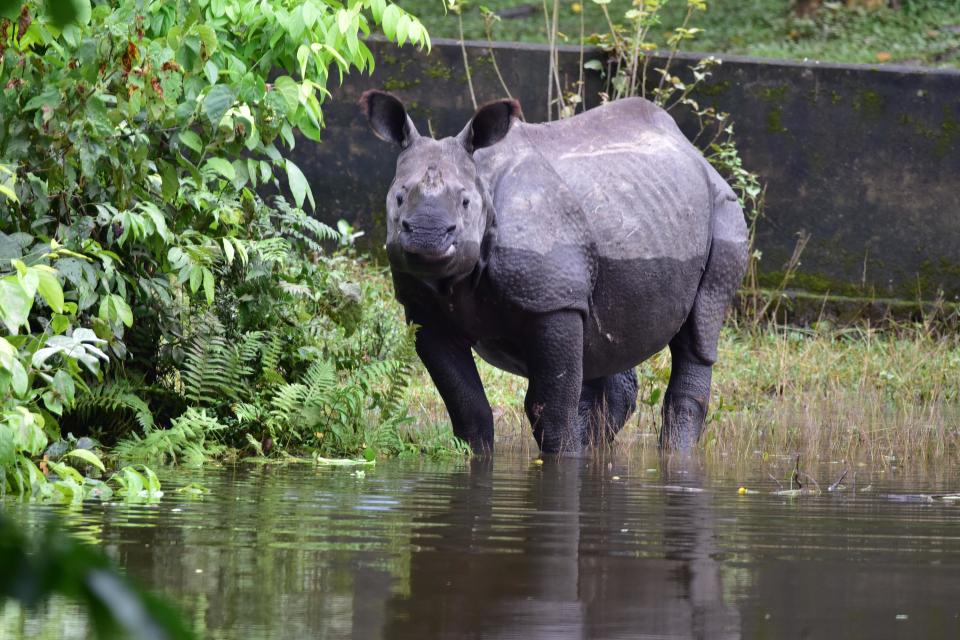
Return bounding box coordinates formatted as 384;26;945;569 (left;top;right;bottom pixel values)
0;0;435;497
408;315;960;463
402;0;960;68
3;0;956;498
0;513;194;639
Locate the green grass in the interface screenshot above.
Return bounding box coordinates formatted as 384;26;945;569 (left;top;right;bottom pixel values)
405;318;960;464
399;0;960;68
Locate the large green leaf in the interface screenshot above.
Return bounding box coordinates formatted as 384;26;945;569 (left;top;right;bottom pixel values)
285;159;314;210
66;448;106;472
202;85;236;126
273;76;300;113
0;277;33;334
205;157;235;181
34;266;64;313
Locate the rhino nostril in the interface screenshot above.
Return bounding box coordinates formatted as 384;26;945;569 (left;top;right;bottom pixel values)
445;224;457;235
401;220;412;233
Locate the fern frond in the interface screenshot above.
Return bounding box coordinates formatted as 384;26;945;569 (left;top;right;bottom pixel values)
69;380;155;436
114;408;225;464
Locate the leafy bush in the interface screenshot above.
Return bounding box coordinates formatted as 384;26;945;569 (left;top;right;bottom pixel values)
1;0;431;488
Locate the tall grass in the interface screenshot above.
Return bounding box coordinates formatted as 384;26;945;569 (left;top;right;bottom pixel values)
406;319;960;465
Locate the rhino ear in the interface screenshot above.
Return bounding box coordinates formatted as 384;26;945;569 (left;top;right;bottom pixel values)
457;99;522;153
360;90;420;148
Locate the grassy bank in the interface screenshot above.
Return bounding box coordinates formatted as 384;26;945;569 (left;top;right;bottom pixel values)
399;0;960;68
406;318;960;464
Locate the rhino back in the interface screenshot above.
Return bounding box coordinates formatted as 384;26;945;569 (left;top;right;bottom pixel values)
523;98;713;261
473;99;723;377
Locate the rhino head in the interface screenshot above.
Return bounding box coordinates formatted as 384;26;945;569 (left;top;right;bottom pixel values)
360;90;521;279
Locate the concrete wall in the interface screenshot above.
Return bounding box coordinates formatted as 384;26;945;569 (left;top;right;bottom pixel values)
289;38;960;301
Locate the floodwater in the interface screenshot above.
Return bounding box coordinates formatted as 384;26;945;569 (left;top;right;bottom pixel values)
3;455;960;639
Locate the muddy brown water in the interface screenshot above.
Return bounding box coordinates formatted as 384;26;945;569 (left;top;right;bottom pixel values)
3;455;960;639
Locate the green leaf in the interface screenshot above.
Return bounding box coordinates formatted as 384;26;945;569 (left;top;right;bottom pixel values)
202;85;236;127
9;358;28;396
202;268;214;304
0;277;33;334
34;266;64;313
23;89;61;112
302;1;318;28
203;60;219;84
52;369;76;406
99;294;132;328
296;45;311;79
222;238;235;264
205;158;235;181
160;160;179;203
112;295;133;328
51;313;70;334
285;159;314;210
273;76;300;113
189;266;202;293
0;184;18;203
396;14;411;46
66;448;106;472
0;337;27;396
195;24;218;54
336;9;352;34
179;130;203;153
382;4;400;41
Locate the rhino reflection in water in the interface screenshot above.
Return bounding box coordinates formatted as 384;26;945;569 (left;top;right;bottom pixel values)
380;459;740;638
361;92;748;454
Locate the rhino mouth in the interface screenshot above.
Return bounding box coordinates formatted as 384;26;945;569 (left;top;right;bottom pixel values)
405;243;456;264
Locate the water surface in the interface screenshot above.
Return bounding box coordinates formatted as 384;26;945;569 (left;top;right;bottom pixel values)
4;455;960;639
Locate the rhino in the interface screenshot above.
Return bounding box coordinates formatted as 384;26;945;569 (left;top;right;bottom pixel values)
360;91;748;455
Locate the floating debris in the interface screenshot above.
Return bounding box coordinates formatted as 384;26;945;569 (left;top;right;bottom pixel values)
645;485;705;493
316;456;375;466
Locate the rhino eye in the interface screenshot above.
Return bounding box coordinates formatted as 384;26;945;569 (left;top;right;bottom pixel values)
461;197;470;209
396;193;404;206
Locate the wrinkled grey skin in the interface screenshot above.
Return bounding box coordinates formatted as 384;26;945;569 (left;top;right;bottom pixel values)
360;91;748;455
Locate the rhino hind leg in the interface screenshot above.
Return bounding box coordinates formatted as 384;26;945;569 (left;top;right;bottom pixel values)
579;369;639;447
661;237;747;451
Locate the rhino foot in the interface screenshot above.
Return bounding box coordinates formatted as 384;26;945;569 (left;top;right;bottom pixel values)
579;370;639;447
660;392;708;451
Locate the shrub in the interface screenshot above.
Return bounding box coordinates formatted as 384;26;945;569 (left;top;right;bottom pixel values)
0;0;430;488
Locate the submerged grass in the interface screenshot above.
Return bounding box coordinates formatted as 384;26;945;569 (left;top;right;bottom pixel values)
405;318;960;466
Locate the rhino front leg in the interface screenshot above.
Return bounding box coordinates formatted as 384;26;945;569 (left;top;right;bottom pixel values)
523;310;585;455
414;324;494;453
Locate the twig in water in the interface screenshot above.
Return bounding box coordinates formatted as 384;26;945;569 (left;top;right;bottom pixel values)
800;472;821;494
768;472;783;490
828;468;849;492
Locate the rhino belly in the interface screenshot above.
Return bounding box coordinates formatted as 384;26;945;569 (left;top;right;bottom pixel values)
582;253;704;379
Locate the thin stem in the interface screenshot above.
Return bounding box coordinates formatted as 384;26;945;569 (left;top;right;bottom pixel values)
484;19;514;100
550;0;565;117
656;6;694;97
458;11;477;110
628;1;644;98
577;0;584;110
541;0;554;119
